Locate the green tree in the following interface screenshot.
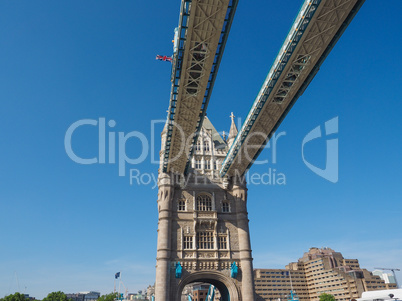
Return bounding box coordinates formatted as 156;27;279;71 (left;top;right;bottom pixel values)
97;293;118;301
319;293;336;301
42;292;69;301
1;292;27;301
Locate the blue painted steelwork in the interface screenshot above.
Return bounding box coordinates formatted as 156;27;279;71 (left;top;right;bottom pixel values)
162;0;239;173
220;0;365;177
219;0;322;177
175;262;182;278
288;290;299;301
206;285;215;301
230;261;238;278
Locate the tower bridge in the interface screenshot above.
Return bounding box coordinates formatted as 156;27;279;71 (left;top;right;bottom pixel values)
155;0;366;300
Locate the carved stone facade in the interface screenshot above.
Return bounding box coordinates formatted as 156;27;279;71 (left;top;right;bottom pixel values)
155;116;255;301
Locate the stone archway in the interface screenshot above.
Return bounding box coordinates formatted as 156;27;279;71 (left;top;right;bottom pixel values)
176;271;240;301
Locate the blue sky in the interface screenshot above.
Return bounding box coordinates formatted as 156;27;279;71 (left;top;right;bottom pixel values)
1;0;401;298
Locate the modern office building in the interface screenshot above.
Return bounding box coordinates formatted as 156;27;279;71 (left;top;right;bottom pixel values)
192;284;210;301
254;247;397;301
179;282;221;301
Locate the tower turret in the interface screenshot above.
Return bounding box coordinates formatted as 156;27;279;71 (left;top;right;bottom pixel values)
227;112;238;148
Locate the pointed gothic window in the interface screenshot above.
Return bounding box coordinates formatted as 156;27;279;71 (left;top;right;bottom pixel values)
197;195;212;211
205;160;211;170
195;160;201;169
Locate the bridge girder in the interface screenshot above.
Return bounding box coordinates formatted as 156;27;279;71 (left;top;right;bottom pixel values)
220;0;366;177
162;0;238;174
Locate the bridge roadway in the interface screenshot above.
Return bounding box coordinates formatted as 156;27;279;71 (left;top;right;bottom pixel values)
162;0;238;174
220;0;366;177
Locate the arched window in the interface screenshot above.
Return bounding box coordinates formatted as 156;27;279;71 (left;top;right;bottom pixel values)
197;194;212;211
178;199;186;211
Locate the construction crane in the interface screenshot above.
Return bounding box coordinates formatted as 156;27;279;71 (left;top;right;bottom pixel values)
373;267;400;288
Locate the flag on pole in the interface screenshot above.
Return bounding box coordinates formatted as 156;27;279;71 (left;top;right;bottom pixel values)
156;55;173;62
115;272;120;279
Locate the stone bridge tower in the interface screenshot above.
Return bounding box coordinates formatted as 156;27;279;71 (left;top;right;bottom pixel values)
155;116;255;301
